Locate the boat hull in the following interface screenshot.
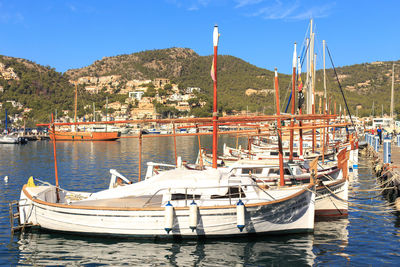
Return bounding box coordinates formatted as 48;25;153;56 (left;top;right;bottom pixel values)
19;185;315;238
49;131;120;141
315;178;348;218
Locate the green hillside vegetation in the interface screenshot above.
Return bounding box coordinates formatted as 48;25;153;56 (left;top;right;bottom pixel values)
1;48;399;127
0;56;129;127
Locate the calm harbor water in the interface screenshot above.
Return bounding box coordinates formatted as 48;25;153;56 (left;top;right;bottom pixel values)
0;136;399;266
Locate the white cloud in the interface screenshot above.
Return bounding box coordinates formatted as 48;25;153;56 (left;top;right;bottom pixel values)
235;0;264;9
166;0;221;11
67;3;77;12
248;1;335;21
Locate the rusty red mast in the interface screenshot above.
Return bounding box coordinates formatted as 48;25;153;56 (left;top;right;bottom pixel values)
212;25;219;169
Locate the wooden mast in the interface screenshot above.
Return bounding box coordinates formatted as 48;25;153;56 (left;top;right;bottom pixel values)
289;42;297;162
298;56;304;157
274;68;285;186
173;123;177;166
212;25;219;169
391;63;395;119
312;51;317;153
51;113;60;202
74;81;78;131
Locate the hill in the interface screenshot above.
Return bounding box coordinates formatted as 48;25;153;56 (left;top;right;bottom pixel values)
0;48;399;127
66;47;400;117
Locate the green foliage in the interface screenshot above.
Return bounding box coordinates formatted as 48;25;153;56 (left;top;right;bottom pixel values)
163;83;172;90
2;48;399;128
143;87;156;97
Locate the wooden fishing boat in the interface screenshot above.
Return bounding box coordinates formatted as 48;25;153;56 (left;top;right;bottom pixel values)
49;130;120;141
18;168;315;238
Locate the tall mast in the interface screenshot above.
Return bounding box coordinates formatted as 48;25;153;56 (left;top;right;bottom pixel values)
323;40;327;111
312;52;317;153
274;68;285;186
212;25;219;169
306;38;310;113
308;19;314;115
93;103;96;122
106;96;108;132
298;56;304;157
74;82;78;131
391;63;395;119
289;42;297;161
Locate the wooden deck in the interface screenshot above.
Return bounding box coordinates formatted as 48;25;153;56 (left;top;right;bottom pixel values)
388;144;400;166
70;195;163;208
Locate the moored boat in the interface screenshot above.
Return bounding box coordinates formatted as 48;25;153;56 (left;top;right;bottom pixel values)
49;130;120;141
18;168;315;238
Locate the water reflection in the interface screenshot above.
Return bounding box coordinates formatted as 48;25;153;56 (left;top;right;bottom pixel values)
313;219;350;265
3;138;400;265
16;231;316;266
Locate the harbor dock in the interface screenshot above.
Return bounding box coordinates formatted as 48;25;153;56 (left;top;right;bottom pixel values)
362;137;400;210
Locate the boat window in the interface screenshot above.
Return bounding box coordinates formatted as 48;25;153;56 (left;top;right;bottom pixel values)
269;168;280;175
270;151;279;156
242;168;263;174
171;194;201;200
211;187;246;199
268;168;291;175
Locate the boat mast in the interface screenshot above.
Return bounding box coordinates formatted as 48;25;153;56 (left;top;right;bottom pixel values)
106;96;108;132
308;19;314;115
274;68;285;186
212;25;219;169
391;63;395;119
298;56;304;156
4;108;7;133
289;42;297;162
306;37;310;113
51;113;60;202
323;40;327;112
74;82;78;131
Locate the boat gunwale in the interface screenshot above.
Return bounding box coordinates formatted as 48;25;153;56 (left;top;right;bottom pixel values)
22;183;314;212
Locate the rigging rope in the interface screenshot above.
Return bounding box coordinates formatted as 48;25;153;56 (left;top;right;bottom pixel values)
326;45;354;127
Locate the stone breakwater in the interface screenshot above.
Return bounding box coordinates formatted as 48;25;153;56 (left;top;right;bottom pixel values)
361;144;400;210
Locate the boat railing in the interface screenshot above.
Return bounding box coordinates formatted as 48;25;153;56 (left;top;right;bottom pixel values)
140;183;293;208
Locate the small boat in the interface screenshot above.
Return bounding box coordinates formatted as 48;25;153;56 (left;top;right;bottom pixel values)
147;128;161;134
0;133;28;144
17;168;315;238
0;134;19;144
49;130;120;141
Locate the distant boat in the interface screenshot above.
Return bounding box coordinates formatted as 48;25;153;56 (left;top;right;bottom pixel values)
49;130;120;141
0;133;28;144
50;83;120;141
148;128;161;134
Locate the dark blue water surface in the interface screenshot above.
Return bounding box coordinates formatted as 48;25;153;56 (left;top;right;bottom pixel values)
0;137;399;266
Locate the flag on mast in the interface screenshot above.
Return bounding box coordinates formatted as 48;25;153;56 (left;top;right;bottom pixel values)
211;25;219;82
210;60;216;82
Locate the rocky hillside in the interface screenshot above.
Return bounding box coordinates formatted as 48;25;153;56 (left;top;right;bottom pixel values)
1;47;399;127
65;47;400;116
66;48;199;80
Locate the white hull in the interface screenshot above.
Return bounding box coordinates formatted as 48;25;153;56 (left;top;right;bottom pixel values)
19;185;315;238
315;178;348;217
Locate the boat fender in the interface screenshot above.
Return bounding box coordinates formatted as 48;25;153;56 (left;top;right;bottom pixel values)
4;176;8;183
27;176;36;187
236;199;245;232
189;200;198;231
164;201;174;234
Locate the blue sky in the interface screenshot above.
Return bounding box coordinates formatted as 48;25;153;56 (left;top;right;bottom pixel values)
0;0;399;74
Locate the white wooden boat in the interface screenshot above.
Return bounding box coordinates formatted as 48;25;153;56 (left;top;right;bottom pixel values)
18;168;315;238
0;135;19;144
